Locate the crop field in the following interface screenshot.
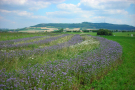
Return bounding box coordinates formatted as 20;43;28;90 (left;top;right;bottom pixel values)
18;27;59;33
0;32;131;90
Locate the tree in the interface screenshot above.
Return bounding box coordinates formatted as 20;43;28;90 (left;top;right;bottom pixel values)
53;28;63;33
97;29;113;35
59;28;63;32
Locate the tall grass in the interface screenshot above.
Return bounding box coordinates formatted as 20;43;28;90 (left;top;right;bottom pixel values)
0;35;99;72
0;34;67;51
0;34;81;71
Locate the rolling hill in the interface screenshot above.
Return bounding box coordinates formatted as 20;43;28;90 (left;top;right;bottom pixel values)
31;22;135;30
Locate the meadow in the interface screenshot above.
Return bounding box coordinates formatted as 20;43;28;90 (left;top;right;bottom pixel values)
88;35;135;90
0;32;134;90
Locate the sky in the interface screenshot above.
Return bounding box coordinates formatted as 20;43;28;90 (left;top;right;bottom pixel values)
0;0;135;29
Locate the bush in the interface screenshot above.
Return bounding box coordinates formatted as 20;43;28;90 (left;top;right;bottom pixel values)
73;30;80;32
82;30;89;32
66;31;72;32
92;30;98;32
53;28;63;33
97;29;113;35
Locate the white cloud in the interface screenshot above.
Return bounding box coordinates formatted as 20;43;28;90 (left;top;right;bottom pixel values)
31;15;47;19
0;0;65;5
55;3;95;19
46;11;70;15
0;0;135;28
0;0;27;5
105;18;124;25
0;9;11;13
0;0;65;10
0;9;49;19
46;8;94;19
77;0;131;17
104;9;128;15
46;11;75;18
57;3;81;11
28;1;51;10
30;0;65;3
79;0;135;10
17;11;33;16
93;16;106;19
0;9;33;16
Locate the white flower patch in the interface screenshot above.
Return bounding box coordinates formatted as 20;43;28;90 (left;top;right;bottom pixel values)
1;50;6;52
29;57;34;59
70;37;99;48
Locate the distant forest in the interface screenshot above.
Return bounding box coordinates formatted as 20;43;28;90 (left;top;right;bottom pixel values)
31;22;135;30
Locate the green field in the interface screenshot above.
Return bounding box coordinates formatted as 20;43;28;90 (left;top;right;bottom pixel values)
0;32;135;89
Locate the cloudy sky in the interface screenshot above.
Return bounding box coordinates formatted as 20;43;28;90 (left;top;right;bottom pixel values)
0;0;135;29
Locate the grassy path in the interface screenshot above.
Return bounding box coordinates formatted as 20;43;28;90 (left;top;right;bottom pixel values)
86;36;135;90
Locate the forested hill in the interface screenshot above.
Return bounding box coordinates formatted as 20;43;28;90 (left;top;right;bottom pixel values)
31;22;135;30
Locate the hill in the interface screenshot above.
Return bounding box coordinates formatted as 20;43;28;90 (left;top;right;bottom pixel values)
30;22;135;30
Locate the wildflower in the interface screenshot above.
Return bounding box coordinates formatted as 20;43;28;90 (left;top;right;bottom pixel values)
62;72;67;75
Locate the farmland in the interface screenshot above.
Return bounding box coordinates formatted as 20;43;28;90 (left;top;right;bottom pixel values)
18;27;59;33
0;32;134;90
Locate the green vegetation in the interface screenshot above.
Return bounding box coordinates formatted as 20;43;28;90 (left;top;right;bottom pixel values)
61;32;135;89
31;22;135;30
113;32;135;37
82;30;90;32
97;29;113;35
0;32;134;89
80;33;135;90
0;34;99;72
14;36;50;45
0;32;47;41
53;28;64;33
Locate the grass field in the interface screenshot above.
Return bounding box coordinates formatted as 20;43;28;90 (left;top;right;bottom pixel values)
80;33;135;90
93;36;135;90
63;32;135;36
0;32;134;89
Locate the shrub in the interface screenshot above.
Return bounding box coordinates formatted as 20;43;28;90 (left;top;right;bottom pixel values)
92;30;98;32
73;30;80;32
66;31;72;32
97;29;113;35
82;30;89;32
53;28;63;33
